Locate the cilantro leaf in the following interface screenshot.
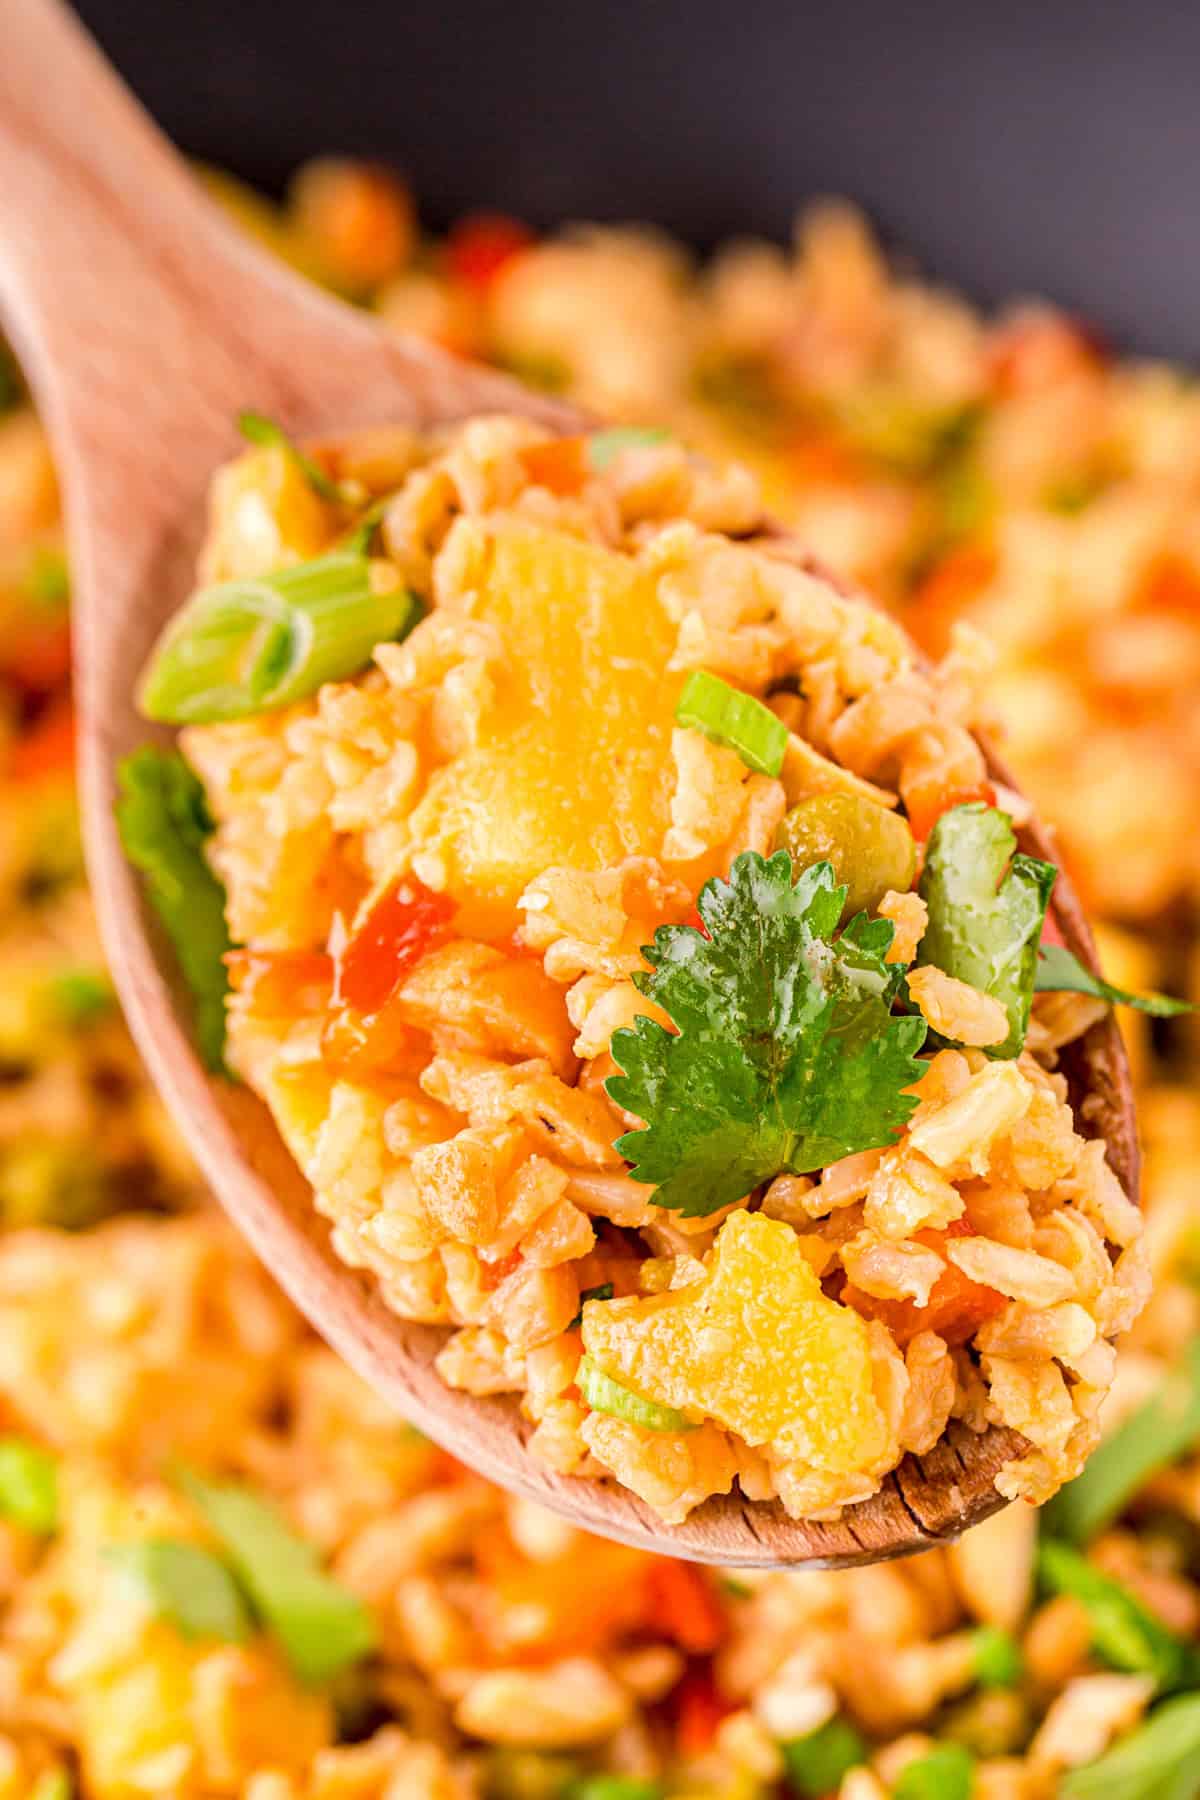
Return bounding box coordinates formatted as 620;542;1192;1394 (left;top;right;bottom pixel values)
1035;943;1195;1018
917;803;1056;1059
1062;1694;1200;1799
606;850;927;1218
115;748;232;1072
107;1539;253;1643
179;1469;377;1684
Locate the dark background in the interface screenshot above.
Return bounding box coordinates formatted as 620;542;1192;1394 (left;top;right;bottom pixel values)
75;0;1200;360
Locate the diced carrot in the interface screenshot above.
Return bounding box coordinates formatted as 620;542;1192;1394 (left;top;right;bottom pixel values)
338;877;455;1013
1133;550;1200;618
10;697;75;781
843;1220;1005;1348
905;542;998;659
905;779;997;845
518;436;590;496
291;158;415;289
446;212;534;293
644;1560;725;1656
787;431;868;487
0;617;71;693
475;1535;652;1660
681;904;710;939
674;1665;733;1758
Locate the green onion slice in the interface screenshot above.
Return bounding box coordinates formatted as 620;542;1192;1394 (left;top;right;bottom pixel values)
567;1780;664;1800
971;1625;1024;1688
782;1717;868;1797
179;1469;377;1684
1044;1337;1200;1545
1035;943;1195;1018
1038;1540;1200;1691
106;1539;253;1643
138;552;420;725
892;1744;975;1800
31;1772;72;1800
675;669;788;777
0;1438;58;1533
577;1356;695;1433
1062;1691;1200;1798
587;426;671;471
237;409;345;503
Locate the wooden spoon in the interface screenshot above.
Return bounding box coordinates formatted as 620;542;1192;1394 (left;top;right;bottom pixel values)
0;0;1137;1567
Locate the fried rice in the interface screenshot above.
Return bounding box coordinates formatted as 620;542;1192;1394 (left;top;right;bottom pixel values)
0;166;1197;1798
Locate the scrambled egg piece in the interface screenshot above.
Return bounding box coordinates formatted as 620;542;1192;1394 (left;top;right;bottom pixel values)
409;520;683;935
581;1210;891;1474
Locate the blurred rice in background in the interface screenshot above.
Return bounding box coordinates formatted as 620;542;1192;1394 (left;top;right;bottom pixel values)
0;162;1199;1797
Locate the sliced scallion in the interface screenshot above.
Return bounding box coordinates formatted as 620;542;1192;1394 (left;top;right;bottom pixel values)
31;1773;72;1800
576;1356;695;1433
138;552;420;724
106;1538;253;1643
1061;1692;1200;1798
892;1744;975;1800
1037;1540;1200;1691
782;1716;868;1796
0;1438;58;1534
675;669;788;777
587;426;671;471
179;1469;377;1683
971;1625;1024;1688
237;409;345;504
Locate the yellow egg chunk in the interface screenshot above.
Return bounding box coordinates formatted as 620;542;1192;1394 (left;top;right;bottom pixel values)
409;519;683;936
581;1210;890;1474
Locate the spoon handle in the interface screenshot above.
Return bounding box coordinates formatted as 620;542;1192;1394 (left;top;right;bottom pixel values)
0;0;251;445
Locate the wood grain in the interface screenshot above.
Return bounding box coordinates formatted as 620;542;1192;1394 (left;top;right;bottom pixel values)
0;0;1138;1567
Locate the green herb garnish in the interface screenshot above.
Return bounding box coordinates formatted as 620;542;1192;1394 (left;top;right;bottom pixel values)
179;1470;376;1684
114;747;232;1072
971;1625;1024;1688
107;1539;253;1643
586;426;671;471
1061;1693;1200;1798
781;1717;868;1797
1044;1339;1200;1545
577;1356;694;1433
607;850;927;1217
892;1744;975;1800
917;803;1056;1058
0;1438;58;1533
138;551;419;725
237;409;345;503
569;1282;614;1329
1035;943;1195;1018
1038;1541;1200;1691
675;669;788;777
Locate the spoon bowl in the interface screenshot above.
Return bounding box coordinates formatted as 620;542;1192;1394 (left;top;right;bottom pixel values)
0;0;1137;1566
